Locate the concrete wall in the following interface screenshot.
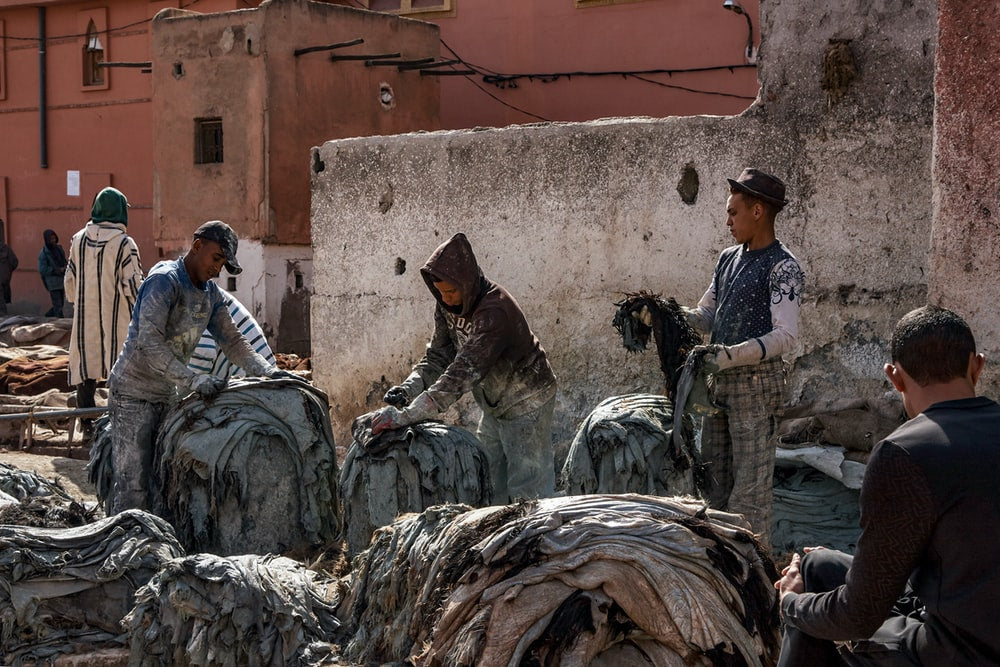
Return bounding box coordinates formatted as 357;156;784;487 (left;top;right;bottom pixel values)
930;1;1000;396
310;0;938;453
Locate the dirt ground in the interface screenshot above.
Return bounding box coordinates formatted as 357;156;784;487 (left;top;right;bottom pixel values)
0;426;98;504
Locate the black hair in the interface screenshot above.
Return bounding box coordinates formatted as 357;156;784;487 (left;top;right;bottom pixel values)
729;188;781;218
890;305;976;386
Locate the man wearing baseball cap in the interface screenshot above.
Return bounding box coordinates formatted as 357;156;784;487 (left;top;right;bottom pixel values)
106;220;293;514
683;168;805;548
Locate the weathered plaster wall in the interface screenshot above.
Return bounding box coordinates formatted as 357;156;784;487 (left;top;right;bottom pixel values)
310;0;937;452
930;1;1000;397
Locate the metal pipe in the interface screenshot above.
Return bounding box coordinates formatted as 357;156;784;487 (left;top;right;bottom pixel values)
294;37;364;57
0;406;107;423
38;7;47;169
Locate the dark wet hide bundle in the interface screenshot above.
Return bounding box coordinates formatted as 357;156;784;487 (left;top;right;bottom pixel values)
156;378;340;556
337;495;780;666
340;416;493;556
86;414;113;515
124;553;343;667
613;292;702;396
0;460;73;502
561;393;695;497
0;510;184;665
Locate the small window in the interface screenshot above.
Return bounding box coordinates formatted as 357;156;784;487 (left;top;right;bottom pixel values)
195;118;224;164
83;20;105;87
362;0;453;17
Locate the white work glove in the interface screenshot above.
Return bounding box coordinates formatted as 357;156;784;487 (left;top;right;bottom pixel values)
191;374;226;399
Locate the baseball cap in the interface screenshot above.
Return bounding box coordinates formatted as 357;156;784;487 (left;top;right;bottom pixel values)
193;220;242;275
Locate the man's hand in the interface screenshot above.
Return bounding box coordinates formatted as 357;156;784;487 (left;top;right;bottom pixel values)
371;406;406;435
775;552;805;599
191;374;226;399
692;344;737;374
383;386;409;408
266;367;307;382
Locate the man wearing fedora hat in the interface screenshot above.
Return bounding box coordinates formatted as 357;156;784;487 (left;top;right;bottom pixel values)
684;168;805;547
106;220;293;514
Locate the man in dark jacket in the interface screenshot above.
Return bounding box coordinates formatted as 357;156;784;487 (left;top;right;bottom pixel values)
372;233;558;503
776;305;1000;665
38;229;67;317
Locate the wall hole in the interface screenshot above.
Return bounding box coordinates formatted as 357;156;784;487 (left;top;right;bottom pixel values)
677;163;699;205
394;257;406;275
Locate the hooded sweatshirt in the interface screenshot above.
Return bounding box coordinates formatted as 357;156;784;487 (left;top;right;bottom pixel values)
38;229;67;291
65;187;144;384
404;233;556;419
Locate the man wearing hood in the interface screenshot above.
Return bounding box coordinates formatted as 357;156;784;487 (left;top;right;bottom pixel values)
107;220;293;513
38;229;67;317
0;222;19;316
65;187;144;437
372;232;558;503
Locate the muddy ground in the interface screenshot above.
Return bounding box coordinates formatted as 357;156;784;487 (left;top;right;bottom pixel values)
0;427;97;504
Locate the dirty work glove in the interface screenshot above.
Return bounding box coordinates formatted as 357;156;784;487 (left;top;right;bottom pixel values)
191;374;226;399
266;367;306;382
694;342;761;374
371;406;406;436
383;385;410;408
371;392;440;436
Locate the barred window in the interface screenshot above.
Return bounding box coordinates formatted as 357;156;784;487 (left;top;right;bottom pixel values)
195;118;224;164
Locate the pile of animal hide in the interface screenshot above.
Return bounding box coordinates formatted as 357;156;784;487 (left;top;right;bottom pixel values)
155;378;340;555
771;461;862;555
560;393;695;498
336;494;780;666
0;509;184;665
87;415;114;515
0;461;96;528
612;292;701;396
124;553;342;666
0;316;72;348
776;397;904;457
340;416;492;556
0;352;71;395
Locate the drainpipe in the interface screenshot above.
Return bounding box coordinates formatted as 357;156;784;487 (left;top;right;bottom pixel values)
38;7;47;169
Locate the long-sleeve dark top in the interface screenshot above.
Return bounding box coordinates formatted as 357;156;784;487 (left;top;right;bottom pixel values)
781;396;1000;664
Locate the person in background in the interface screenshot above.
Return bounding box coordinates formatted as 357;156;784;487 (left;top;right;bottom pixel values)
38;229;67;317
65;187;144;438
0;221;19;316
776;305;1000;666
187;289;275;380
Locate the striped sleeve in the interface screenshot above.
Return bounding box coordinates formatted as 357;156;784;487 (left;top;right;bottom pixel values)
187;291;275;379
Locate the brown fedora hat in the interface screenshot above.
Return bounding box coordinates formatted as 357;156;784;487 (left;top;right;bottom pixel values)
727;168;788;208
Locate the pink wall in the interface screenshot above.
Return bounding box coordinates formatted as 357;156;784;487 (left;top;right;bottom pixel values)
0;0;258;312
355;0;761;128
151;0;439;250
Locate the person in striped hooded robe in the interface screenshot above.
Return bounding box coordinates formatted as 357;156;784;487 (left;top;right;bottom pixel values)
186;289;275;379
65;187;144;436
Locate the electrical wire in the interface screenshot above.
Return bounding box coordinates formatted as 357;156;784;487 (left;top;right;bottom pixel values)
3;0;204;41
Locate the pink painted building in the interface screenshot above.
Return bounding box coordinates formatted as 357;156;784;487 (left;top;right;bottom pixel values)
331;0;761;128
0;0;759;345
